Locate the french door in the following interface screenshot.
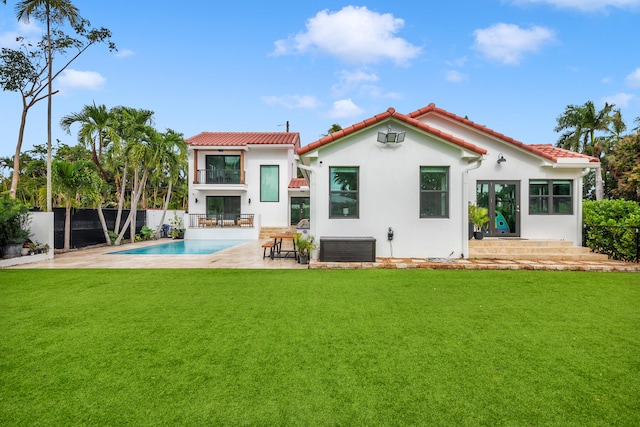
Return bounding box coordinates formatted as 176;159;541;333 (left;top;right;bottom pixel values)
476;181;520;237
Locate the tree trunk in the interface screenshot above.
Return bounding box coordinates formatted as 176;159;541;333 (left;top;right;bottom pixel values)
154;179;173;237
114;170;147;245
46;9;53;212
595;165;604;200
114;161;128;234
96;201;112;245
9;106;29;199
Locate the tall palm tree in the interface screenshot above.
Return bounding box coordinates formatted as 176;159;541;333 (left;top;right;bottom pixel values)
555;101;615;199
15;0;80;212
60;102;116;180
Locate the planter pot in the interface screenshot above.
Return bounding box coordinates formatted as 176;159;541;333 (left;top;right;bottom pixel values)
2;243;24;259
473;231;484;240
21;248;30;256
298;255;309;264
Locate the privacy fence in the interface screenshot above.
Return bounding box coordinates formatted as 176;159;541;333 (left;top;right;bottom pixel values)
52;208;146;250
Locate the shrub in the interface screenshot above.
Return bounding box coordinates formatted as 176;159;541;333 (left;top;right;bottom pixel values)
583;199;640;261
0;192;31;246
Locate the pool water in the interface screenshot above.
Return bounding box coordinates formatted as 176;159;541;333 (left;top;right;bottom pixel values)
109;239;248;255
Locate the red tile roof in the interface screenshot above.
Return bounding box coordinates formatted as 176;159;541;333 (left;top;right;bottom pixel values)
297;103;599;164
297;107;487;156
408;103;599;163
187;132;301;149
288;178;308;188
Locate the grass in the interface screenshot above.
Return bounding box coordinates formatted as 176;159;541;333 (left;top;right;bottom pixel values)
1;269;639;426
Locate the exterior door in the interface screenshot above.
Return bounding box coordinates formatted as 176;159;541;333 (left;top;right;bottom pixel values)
290;197;310;225
476;181;520;237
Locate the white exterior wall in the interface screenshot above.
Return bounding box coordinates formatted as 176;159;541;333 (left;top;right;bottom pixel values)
187;145;294;229
421;115;587;245
307;125;470;259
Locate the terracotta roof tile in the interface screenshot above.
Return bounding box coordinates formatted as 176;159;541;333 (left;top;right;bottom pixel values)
297;107;487;156
408;103;599;164
288;178;308;188
187;132;300;149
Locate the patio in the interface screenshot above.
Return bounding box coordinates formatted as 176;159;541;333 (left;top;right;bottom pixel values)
4;238;640;271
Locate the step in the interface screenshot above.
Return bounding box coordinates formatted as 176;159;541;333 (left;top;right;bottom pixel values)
468;239;609;261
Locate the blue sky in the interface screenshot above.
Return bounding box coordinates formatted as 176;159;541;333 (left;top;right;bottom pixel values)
1;0;639;161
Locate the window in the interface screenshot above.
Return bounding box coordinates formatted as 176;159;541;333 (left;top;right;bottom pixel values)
529;180;573;214
420;167;449;218
260;165;279;202
330;167;358;218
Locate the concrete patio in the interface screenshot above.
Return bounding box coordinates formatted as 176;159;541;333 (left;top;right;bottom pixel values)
4;238;640;272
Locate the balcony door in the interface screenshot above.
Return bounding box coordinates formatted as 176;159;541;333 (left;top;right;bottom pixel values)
206;196;240;221
476;181;520;237
205;155;241;184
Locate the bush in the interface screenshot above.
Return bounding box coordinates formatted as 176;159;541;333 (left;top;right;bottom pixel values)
583;200;640;262
0;192;31;246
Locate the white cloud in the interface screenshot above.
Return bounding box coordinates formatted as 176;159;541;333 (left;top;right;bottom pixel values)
115;49;135;58
57;69;106;92
625;67;640;88
472;23;556;65
0;21;42;48
272;6;421;65
327;99;364;118
331;69;379;96
511;0;640;12
446;70;469;82
261;95;321;109
602;92;635;107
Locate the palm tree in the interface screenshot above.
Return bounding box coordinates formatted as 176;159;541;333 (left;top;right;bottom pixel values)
15;0;80;212
52;158;93;251
555;101;615;199
60;102;117;180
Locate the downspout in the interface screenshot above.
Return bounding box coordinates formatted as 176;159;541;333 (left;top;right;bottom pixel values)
578;167;591;246
462;157;484;258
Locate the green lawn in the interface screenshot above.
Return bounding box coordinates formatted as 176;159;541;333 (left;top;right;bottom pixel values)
1;269;639;426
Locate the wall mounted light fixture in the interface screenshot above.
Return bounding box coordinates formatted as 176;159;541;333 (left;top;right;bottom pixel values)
248;198;251;204
497;153;506;164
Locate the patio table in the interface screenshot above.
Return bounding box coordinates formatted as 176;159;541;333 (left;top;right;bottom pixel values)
269;233;298;260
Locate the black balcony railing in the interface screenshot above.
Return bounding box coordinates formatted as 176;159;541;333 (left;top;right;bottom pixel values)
189;213;254;229
583;225;640;263
196;169;243;184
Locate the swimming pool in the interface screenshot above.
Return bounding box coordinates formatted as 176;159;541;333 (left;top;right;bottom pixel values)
109;239;248;255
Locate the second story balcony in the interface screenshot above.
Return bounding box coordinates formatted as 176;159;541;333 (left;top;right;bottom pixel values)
195;168;244;185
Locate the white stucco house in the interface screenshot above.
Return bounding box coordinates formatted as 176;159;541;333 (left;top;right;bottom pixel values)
296;103;599;260
185;131;309;240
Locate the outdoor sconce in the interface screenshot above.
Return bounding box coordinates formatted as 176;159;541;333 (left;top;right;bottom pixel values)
497;153;506;164
195;198;199;203
377;125;405;144
248;198;251;204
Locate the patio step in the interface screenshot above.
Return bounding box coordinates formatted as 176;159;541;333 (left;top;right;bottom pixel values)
468;239;609;261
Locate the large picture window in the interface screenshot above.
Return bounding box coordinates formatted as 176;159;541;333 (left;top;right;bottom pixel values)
330;167;358;218
529;180;573;214
260;165;279;202
420;166;449;218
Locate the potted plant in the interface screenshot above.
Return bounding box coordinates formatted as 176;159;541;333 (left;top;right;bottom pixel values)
169;212;185;239
0;193;31;259
295;233;317;264
468;203;489;240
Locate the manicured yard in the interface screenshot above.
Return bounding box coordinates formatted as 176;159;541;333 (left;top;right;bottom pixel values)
1;269;638;426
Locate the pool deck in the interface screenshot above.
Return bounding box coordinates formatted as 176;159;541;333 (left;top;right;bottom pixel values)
4;238;640;272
